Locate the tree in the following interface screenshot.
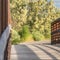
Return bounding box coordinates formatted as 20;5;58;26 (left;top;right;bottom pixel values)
10;0;60;40
10;0;28;31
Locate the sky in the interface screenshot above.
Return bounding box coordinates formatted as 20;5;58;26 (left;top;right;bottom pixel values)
48;0;60;8
30;0;60;8
54;0;60;8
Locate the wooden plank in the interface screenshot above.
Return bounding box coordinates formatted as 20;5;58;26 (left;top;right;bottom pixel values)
0;0;3;35
5;0;7;27
3;0;6;30
1;0;3;33
0;0;1;35
0;0;11;60
0;0;11;35
51;18;60;44
6;0;11;26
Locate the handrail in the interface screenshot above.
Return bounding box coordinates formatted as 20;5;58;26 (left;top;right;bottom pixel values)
0;25;11;60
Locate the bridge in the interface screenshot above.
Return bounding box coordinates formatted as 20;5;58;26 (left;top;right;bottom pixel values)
0;0;60;60
10;41;60;60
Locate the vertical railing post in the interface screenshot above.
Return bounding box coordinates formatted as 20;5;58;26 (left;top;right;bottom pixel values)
0;0;11;60
3;0;11;60
0;0;1;35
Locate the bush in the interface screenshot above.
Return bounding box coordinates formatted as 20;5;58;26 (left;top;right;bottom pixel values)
44;30;51;39
18;25;34;42
11;29;20;45
32;30;45;41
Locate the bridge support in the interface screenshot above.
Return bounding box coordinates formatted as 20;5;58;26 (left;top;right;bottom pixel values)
0;0;11;60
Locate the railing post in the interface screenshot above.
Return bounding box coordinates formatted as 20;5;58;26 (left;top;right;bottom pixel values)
0;0;11;60
4;0;11;60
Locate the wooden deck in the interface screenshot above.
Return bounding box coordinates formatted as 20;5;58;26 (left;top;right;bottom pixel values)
10;41;60;60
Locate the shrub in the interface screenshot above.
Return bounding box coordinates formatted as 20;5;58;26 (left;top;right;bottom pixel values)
32;30;45;41
18;25;34;42
11;29;20;45
44;30;51;39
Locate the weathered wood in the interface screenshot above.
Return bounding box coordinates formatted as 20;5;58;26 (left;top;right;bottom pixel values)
11;41;60;60
51;18;60;44
1;0;4;33
0;0;3;35
4;0;11;60
0;0;11;60
0;25;11;60
3;0;6;30
0;0;11;35
0;0;1;35
6;0;11;25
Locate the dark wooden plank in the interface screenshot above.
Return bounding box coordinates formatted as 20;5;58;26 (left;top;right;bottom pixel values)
1;0;4;33
3;0;6;30
0;0;1;35
0;0;3;35
6;0;11;25
51;18;60;44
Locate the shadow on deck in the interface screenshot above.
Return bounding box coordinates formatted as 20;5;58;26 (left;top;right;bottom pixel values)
10;41;60;60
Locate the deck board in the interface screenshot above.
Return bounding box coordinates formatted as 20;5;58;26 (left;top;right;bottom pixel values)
10;41;60;60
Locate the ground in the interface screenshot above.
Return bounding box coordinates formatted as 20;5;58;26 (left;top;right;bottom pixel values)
10;40;60;60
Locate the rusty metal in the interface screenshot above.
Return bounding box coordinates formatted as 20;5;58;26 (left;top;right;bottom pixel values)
51;18;60;44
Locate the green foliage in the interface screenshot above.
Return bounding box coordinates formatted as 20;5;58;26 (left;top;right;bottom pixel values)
27;0;60;40
20;25;30;38
10;0;28;31
32;30;45;41
18;25;33;42
10;0;60;42
11;29;20;44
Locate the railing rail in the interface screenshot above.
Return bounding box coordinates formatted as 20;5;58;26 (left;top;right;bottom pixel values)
4;33;11;60
0;25;11;60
